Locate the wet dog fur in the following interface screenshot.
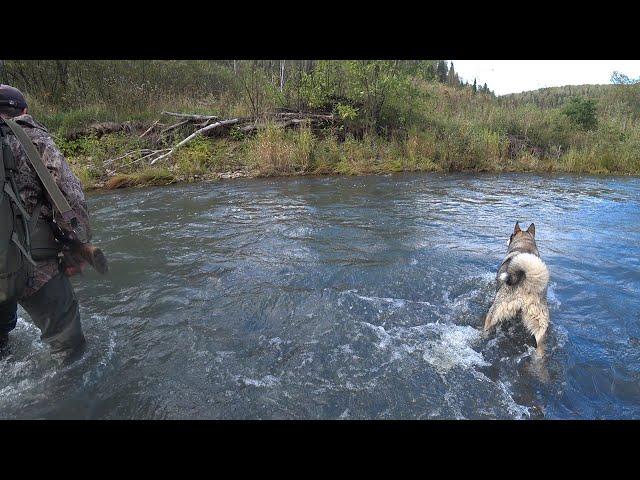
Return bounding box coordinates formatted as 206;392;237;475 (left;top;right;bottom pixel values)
484;222;550;351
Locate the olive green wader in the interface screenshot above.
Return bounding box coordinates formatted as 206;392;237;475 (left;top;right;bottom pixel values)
2;273;85;358
0;118;85;360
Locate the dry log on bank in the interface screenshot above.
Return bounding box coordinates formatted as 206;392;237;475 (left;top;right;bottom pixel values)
150;118;240;165
101;110;337;172
65;121;143;141
161;111;220;121
239;118;317;134
273;112;334;121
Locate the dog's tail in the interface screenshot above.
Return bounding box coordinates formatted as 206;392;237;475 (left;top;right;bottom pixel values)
499;253;549;293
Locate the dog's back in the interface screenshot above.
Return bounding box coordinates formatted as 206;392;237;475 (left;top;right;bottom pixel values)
485;222;550;349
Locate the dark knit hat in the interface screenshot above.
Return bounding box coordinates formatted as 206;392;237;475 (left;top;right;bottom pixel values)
0;84;28;110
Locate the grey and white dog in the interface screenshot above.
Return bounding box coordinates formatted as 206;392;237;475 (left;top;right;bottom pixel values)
484;222;550;351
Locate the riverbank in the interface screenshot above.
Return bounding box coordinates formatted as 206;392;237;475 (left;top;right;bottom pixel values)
6;61;639;187
61;122;640;191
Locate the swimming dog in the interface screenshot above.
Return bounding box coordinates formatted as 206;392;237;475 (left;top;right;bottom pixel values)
484;222;550;350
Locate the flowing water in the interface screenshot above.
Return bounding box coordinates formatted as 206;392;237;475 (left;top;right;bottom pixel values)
1;173;639;419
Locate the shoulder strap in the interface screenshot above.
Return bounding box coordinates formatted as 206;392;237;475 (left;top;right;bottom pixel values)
3;118;78;229
2;132;27;220
0;132;5;188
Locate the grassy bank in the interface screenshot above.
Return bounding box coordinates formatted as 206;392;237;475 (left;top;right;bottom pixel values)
54;85;640;190
4;61;639;188
60;121;640;191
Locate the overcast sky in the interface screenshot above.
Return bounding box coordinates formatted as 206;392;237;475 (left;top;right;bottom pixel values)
452;61;640;96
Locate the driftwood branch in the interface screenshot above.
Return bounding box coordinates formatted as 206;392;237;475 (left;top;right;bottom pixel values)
161;111;219;121
161;119;191;134
150;118;240;165
139;120;160;138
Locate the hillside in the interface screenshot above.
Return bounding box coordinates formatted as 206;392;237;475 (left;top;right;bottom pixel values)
500;82;640;117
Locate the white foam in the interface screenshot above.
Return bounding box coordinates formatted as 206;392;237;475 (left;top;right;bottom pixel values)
495;380;531;419
361;322;393;350
348;290;436;309
83;332;117;387
360;320;489;373
547;282;561;308
237;374;280;388
421;324;489;372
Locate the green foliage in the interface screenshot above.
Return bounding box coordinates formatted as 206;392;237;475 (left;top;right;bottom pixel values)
173;137;217;177
335;103;358;121
562;96;598;131
3;59;640;185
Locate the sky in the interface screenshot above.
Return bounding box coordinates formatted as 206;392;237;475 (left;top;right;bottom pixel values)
452;60;640;96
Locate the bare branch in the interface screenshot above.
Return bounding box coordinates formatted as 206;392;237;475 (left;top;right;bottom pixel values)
139;120;160;138
161;111;219;121
150;118;240;165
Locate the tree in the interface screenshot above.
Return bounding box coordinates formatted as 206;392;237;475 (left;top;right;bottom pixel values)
279;60;286;92
236;60;271;118
345;60;401;133
472;78;477;94
448;62;457;86
562;96;598;130
436;60;448;83
424;63;436;81
611;71;640;85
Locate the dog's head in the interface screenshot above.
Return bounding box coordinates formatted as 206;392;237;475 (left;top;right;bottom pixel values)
507;222;536;249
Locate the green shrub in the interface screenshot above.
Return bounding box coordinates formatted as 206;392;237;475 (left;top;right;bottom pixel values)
562;96;598;131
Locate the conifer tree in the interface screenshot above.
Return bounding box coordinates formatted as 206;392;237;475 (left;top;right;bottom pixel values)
436;60;448;83
448;62;457;86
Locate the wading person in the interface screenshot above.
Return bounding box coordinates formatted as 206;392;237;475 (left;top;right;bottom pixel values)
0;84;92;364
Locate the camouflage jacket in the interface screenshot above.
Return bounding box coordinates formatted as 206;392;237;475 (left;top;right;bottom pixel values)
4;114;92;297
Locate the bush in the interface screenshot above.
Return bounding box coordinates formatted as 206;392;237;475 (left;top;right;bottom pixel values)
562;96;598;131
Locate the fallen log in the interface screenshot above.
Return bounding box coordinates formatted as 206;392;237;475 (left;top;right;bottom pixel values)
239;118;313;134
161;111;219;121
273;112;334;121
102;110;338;169
66;121;139;141
150;118;240;165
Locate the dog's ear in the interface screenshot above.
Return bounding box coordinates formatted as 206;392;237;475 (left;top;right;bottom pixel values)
527;223;535;237
513;222;521;234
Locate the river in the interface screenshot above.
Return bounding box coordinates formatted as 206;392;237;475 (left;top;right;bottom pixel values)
1;173;639;419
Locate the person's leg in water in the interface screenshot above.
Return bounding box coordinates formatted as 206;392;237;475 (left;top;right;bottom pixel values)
20;272;86;364
0;300;18;351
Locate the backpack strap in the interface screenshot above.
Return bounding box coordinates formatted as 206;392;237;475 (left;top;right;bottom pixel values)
3;119;79;230
11;232;36;266
1;132;25;219
0;145;5;189
3;182;30;220
0;126;8;187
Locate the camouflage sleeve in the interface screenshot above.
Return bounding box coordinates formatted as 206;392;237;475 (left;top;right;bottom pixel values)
33;135;92;243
